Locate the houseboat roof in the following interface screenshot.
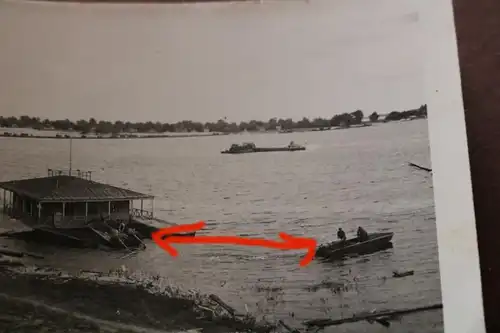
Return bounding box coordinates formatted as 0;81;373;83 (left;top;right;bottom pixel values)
0;175;154;203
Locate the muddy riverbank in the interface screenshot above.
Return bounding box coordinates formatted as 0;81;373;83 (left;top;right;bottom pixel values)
0;264;276;333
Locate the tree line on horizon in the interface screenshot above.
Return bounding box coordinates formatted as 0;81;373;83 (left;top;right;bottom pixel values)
0;105;427;135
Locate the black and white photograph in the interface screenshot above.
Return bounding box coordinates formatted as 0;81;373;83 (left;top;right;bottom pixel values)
0;0;484;332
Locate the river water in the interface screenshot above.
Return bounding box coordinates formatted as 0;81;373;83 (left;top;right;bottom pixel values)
0;0;439;330
0;120;442;332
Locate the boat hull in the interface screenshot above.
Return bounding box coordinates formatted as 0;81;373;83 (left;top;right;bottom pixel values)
316;232;394;261
127;218;196;239
221;146;306;154
1;218;196;250
1;228;94;248
221;149;255;154
255;147;306;152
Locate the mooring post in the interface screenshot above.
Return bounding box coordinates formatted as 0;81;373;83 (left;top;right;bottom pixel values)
69;137;73;176
85;202;88;222
152;198;154;218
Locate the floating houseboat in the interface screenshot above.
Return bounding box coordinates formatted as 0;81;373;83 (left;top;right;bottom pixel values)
0;168;195;250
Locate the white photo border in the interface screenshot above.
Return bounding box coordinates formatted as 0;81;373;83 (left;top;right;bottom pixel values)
424;0;485;332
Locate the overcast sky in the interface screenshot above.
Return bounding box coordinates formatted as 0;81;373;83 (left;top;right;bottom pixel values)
0;0;423;123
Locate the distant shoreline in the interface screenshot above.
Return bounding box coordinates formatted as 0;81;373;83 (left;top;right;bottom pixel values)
0;121;429;140
0;131;225;140
0;106;427;140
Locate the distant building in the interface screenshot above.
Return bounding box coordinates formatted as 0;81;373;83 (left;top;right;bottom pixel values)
257;125;266;132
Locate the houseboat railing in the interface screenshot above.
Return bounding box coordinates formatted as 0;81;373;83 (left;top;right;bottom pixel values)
47;168;92;180
51;212;131;225
130;208;153;219
3;205;154;227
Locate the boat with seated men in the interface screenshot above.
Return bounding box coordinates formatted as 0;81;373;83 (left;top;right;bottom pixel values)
316;231;394;261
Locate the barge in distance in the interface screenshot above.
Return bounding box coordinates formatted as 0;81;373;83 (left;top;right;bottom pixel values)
0;168;195;251
221;141;306;154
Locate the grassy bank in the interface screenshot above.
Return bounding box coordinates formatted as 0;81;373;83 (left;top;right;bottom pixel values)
0;294;143;333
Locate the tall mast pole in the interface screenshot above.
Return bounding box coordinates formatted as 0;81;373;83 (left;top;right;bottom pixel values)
69;137;73;176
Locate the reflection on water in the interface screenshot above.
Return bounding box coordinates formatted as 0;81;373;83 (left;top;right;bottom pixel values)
0;120;442;332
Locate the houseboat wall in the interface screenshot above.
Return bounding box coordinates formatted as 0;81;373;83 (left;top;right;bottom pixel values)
1;189;12;213
1;190;40;224
42;200;132;228
2;186;155;228
41;200;130;219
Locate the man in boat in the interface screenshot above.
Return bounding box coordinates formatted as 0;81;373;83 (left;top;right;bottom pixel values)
337;228;346;241
357;226;369;242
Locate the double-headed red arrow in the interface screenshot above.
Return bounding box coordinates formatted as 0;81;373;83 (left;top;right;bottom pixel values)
151;221;317;267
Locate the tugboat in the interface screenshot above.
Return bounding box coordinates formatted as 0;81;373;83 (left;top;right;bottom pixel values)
221;142;258;154
221;141;306;154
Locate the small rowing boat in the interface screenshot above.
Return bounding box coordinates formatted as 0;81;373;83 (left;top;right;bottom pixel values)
316;232;394;261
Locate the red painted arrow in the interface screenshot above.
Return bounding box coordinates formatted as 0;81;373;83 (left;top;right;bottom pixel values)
151;221;317;267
